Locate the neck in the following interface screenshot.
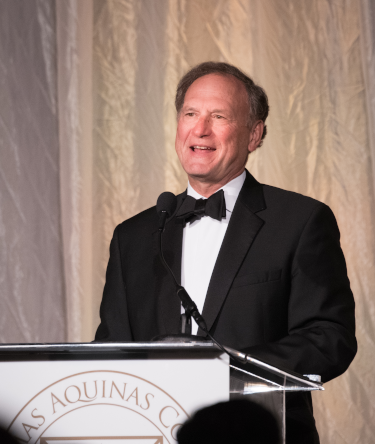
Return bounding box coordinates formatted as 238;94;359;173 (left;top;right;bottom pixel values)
188;169;245;198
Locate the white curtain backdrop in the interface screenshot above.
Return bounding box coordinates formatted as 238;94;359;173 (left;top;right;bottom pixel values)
360;0;375;195
0;0;66;342
1;0;375;441
56;0;93;342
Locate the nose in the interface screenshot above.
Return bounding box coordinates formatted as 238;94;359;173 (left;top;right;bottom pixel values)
193;116;212;138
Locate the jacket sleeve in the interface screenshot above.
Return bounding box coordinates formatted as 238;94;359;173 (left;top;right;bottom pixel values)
242;203;357;382
94;225;133;342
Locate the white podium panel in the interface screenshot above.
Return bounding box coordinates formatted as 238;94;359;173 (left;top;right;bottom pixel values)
0;343;229;444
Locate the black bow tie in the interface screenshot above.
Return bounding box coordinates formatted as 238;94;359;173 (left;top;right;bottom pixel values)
176;189;226;225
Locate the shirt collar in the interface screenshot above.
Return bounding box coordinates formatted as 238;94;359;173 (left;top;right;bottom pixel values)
187;170;246;213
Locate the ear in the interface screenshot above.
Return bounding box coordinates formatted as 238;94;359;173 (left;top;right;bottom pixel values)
248;121;264;153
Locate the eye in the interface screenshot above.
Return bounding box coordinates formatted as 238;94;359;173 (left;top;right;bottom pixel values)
214;114;224;119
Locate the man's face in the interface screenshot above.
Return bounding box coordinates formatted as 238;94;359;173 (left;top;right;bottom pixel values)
175;74;256;190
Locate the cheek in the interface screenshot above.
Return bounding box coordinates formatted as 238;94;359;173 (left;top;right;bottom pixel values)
224;130;249;155
175;130;184;153
217;125;238;142
175;125;189;149
217;131;240;154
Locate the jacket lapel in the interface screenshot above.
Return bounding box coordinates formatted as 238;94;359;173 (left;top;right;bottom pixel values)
199;171;266;334
154;191;186;335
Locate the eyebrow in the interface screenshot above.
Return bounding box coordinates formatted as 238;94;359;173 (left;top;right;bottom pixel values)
182;106;198;112
211;109;228;114
182;106;230;115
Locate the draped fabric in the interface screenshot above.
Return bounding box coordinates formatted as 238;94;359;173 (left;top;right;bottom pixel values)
0;0;66;342
360;0;375;193
0;0;375;441
56;0;94;342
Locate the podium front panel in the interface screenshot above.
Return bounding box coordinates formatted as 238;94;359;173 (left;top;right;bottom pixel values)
0;343;229;444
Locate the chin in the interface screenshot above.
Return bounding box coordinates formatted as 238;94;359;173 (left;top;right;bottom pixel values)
184;162;216;176
186;167;215;180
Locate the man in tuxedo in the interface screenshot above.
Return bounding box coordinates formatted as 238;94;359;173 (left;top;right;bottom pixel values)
95;62;357;443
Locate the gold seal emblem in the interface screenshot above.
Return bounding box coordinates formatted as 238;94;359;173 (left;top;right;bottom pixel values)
8;371;189;444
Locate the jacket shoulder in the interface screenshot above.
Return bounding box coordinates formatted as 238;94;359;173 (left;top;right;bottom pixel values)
262;184;329;213
114;189;186;237
116;205;158;236
259;185;340;234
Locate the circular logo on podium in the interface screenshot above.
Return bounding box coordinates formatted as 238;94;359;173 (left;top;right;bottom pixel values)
8;371;189;444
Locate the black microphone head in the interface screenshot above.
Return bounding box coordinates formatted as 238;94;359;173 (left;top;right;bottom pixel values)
156;192;177;217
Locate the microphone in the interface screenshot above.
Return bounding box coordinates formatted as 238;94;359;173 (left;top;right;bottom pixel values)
156;192;177;231
153;192;250;365
155;191;207;336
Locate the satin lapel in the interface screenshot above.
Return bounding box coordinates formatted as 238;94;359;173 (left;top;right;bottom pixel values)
199;171;266;334
154;192;186;334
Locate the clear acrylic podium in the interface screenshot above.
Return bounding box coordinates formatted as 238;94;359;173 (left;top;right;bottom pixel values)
0;342;322;444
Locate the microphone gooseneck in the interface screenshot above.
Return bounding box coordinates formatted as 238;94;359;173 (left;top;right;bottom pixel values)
156;191;207;331
155;192;249;365
156;191;180;288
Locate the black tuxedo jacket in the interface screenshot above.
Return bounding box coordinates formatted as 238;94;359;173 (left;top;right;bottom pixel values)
95;171;356;442
96;171;356;380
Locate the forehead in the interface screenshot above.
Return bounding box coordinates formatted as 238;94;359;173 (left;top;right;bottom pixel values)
183;73;248;110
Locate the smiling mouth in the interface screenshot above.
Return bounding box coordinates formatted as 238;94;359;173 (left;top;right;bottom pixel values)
191;145;216;151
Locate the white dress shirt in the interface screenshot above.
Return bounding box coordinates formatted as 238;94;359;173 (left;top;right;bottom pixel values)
181;171;246;334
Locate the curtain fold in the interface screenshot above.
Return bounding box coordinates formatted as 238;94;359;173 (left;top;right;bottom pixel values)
359;0;375;200
0;0;65;343
57;0;93;342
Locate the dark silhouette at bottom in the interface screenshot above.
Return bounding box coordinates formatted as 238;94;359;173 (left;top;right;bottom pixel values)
0;427;19;444
177;399;281;444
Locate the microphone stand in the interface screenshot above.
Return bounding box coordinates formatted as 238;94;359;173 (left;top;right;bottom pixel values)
152;203;250;368
153;226;210;342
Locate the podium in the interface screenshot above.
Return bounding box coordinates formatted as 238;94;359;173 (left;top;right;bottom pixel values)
0;342;322;444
